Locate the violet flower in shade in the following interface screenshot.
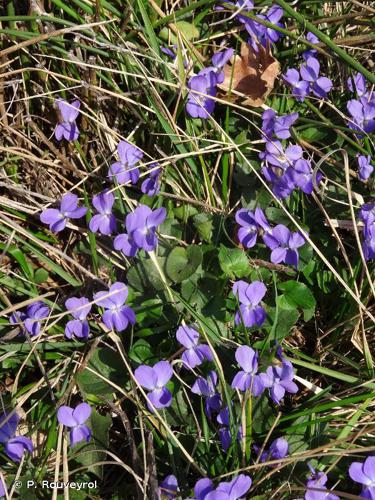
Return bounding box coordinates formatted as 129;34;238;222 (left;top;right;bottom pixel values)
347;96;375;135
362;213;375;261
57;403;92;447
186;71;217;119
205;474;252;500
254;437;289;464
357;155;373;182
269;224;306;268
159;474;179;499
302;32;319;61
347;72;367;97
290;158;319;195
304;468;339;500
188;478;214;500
40;192;87;233
235;208;259;248
262;166;296;200
191;371;221;418
141;165;161;197
89;190;117;235
349;456;375;500
232;280;267;328
300;57;333;98
261;359;298;405
231;345;264;395
134;361;173;412
64;297;91;340
10;301;50;337
217;407;242;452
283;68;310;101
55;98;80;141
93;282;136;332
161;46;177;60
0;412;33;462
359;201;375;223
176;325;213;369
211;48;234;84
245;5;284;47
108;140;143;185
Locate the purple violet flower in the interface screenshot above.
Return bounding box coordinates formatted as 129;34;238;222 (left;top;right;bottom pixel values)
217;1;254;25
176;325;213;369
189;478;214;500
349;456;375;500
93;282;136;332
232;280;267;328
108;140;143;185
283;68;310;101
186;71;217;119
10;301;50;337
362;213;375;261
261;140;303;170
64;297;91;340
305;468;339;500
302;32;319;61
261;109;299;141
300;57;333;98
254;437;289;464
55;98;80;141
357;155;373;182
134;361;173;412
211;48;234;84
141;165;161;197
254;208;279;249
0;412;33;462
231;345;264;395
114;205;166;256
347;72;367;97
40;192;87;233
191;371;221;418
290;158;320;194
0;477;6;498
57;403;92;447
235;209;259;248
261;359;298;404
205;474;252;500
347;96;375;135
159;474;179;499
269;224;306;268
89;190;117;235
245;5;284;48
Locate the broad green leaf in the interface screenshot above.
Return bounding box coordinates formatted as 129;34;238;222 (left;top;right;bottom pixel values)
278;280;316;312
218;245;249;279
165;245;202;283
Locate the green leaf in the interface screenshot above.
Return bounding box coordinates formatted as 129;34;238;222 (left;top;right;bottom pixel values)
165;245;202;283
278;280;316;313
193;213;213;243
129;339;158;364
160;21;199;44
218;245;249;279
34;268;49;284
127;257;167;292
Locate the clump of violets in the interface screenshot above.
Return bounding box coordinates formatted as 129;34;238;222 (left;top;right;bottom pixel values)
94;282;135;332
108;140;144;185
158;475;179;499
359;201;375;261
245;5;284;49
54;98;80;141
89;190;117;235
231;345;264;395
64;297;91;340
10;301;50;337
141;164;161;197
236;207;278;250
349;456;375;500
357;155;373;182
254;437;289;464
134;361;173;412
186;48;233;118
232;280;267;328
191;370;221;418
176;325;213;369
57;402;92;446
283;57;332;101
40;192;87;233
346;72;375;135
0;412;33;462
268;224;307;268
261;109;299;141
303;466;339;500
114;205;166;257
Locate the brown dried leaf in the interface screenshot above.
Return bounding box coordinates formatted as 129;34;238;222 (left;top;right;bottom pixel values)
221;41;280;107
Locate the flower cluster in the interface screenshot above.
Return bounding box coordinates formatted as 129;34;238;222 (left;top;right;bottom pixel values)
186;48;233;118
346;72;375;135
0;412;33;462
236;207;307;268
10;301;50;337
134;360;173;412
108;140;144;186
176;325;213;369
64;297;92;340
359;201;375;261
283;57;333;101
57;402;92;447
